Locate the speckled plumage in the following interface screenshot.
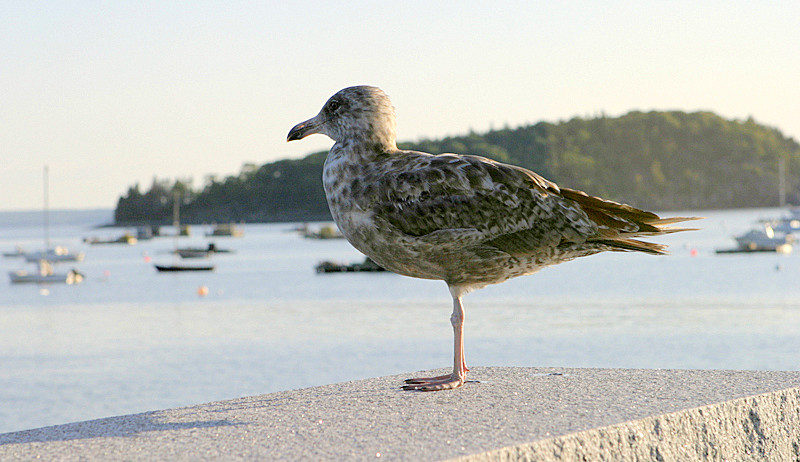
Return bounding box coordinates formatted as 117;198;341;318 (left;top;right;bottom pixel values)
288;85;697;391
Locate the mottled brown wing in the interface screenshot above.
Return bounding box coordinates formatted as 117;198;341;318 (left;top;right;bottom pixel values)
372;153;598;254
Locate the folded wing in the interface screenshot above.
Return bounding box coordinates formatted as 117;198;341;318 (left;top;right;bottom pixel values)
373;152;697;257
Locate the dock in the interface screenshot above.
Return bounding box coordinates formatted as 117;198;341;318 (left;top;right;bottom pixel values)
1;367;799;461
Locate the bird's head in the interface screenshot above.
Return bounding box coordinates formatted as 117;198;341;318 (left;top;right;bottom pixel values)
287;86;397;151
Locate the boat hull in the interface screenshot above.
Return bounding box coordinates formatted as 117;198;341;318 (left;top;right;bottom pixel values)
154;265;215;272
9;270;83;284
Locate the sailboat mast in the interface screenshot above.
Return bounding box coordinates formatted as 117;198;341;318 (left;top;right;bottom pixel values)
779;157;787;208
172;190;180;230
43;165;50;251
172;190;180;258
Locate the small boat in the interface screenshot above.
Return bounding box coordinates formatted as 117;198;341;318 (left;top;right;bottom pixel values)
301;224;345;239
23;166;86;264
716;224;793;254
175;243;232;259
9;260;84;284
155;264;215;272
764;208;800;234
315;257;387;273
206;223;243;237
157;224;192;237
734;225;793;251
3;245;25;258
24;246;85;263
84;233;138;245
156;192;216;272
177;249;211;259
136;226;155;240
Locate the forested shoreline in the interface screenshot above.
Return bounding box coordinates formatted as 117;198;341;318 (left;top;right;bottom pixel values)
114;110;800;225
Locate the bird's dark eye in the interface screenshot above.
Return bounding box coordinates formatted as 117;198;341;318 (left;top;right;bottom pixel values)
327;100;341;112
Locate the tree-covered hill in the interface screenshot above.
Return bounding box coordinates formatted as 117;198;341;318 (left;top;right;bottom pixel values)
114;110;800;225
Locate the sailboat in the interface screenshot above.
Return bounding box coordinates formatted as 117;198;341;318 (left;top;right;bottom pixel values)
154;191;215;272
9;166;85;284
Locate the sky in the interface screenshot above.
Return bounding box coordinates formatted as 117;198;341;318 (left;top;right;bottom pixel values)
2;1;799;211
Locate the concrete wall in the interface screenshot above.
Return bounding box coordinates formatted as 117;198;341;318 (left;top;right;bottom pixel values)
1;367;799;461
460;387;800;461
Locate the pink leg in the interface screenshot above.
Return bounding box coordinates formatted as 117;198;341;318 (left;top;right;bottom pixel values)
403;295;468;391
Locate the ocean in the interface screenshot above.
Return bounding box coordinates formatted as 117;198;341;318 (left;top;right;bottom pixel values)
2;207;800;433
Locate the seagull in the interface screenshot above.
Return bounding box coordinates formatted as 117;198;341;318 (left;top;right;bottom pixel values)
287;86;697;391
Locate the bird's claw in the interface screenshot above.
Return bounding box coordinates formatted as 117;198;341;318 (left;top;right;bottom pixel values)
402;373;465;391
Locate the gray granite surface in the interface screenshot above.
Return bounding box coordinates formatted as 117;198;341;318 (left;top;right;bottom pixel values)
2;367;799;461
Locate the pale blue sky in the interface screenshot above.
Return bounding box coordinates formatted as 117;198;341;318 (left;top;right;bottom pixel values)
2;1;798;210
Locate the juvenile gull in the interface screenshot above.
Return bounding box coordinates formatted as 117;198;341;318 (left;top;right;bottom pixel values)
287;86;697;391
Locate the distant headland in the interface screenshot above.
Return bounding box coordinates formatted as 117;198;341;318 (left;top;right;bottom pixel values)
114;110;800;225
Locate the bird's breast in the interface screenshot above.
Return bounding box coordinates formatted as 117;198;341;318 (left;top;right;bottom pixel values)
322;154;379;241
321;155;446;280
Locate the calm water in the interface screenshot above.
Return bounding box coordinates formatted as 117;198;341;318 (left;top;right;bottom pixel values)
2;207;800;433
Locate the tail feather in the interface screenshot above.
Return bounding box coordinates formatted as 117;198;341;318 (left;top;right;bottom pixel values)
560;187;701;255
650;216;702;226
592;238;667;255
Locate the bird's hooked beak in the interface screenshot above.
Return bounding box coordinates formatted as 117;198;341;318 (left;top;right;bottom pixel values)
287;114;323;142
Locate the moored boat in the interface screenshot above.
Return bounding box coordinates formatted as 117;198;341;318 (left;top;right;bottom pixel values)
716;224;793;254
154;264;215;272
206;223;243;237
9;260;84;284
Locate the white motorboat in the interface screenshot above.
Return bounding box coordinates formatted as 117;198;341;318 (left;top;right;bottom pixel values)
9;260;84;284
3;245;25;258
24;246;85;263
716;224;794;254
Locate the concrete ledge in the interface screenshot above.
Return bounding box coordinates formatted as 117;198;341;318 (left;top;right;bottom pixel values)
1;367;799;461
458;384;800;461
